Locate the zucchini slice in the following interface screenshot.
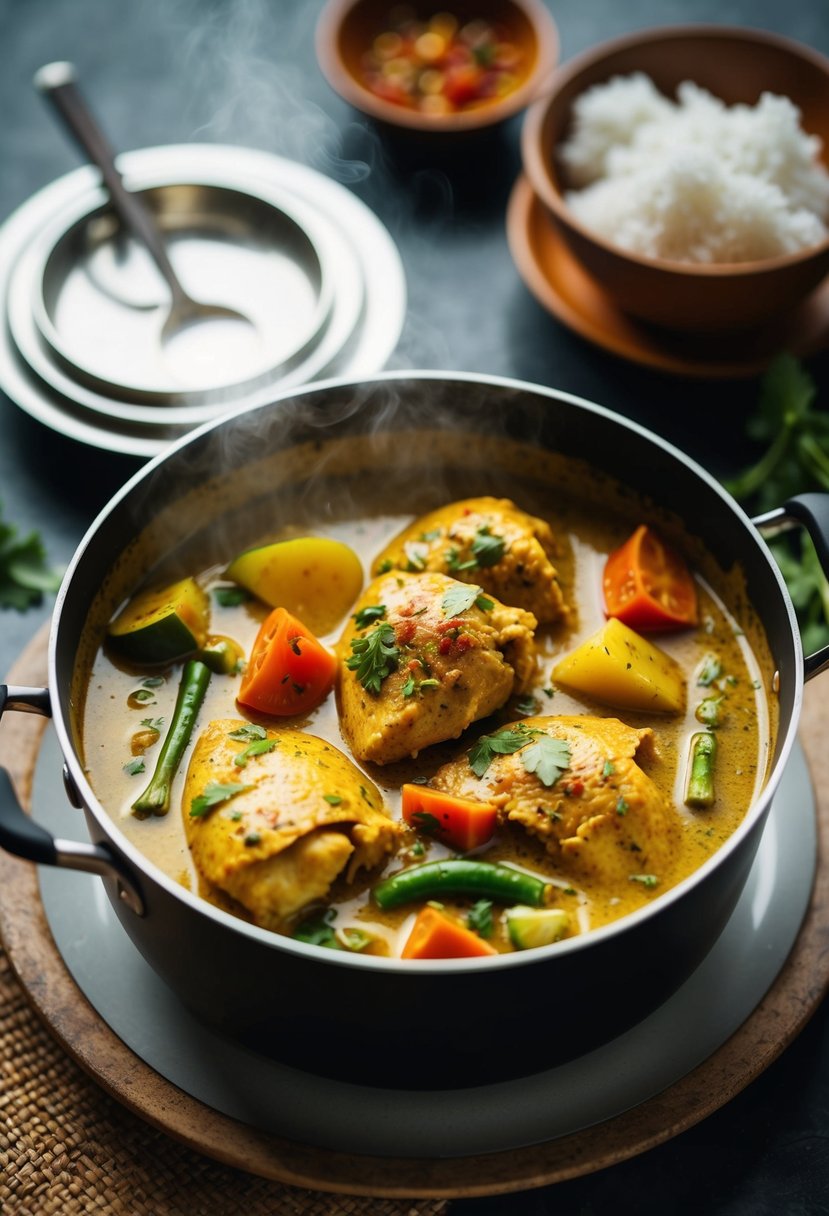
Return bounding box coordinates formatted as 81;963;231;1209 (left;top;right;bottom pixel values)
506;907;569;950
108;577;209;665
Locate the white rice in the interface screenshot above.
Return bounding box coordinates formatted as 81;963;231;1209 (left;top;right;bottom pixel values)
558;73;829;263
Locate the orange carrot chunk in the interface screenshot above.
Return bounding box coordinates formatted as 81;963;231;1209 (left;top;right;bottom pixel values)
401;906;497;959
401;784;497;851
237;606;336;717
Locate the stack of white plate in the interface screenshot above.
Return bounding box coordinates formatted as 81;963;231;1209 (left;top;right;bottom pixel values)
0;144;407;458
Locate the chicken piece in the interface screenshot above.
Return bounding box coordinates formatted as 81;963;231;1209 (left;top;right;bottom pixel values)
337;571;537;764
372;497;567;624
182;719;399;928
431;715;680;885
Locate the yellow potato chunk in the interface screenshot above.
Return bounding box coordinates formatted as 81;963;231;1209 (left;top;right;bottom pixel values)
552;618;685;713
226;537;363;636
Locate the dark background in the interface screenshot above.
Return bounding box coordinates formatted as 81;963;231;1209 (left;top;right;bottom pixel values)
0;0;827;1212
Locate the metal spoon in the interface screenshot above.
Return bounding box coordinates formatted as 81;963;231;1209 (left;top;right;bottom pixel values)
33;62;257;357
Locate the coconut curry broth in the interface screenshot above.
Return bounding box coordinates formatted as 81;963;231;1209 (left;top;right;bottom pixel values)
79;470;773;958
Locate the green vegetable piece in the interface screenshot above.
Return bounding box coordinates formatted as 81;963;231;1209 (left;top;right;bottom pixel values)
685;731;717;809
108;577;209;665
131;659;211;817
506;907;569;950
372;859;549;911
200;636;244;674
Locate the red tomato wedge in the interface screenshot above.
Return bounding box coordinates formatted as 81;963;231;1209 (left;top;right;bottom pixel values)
401;906;497;959
237;607;336;716
401;784;497;851
603;525;698;632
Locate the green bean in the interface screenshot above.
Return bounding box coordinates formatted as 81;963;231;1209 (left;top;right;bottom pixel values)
132;659;211;818
372;858;549;910
685;731;716;809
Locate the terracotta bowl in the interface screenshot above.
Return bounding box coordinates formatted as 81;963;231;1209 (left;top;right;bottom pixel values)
316;0;558;133
521;26;829;333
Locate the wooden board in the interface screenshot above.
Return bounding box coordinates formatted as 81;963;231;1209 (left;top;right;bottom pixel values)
1;623;828;1199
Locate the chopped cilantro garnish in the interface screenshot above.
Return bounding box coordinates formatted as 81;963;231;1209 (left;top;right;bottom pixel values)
353;604;386;629
467;899;494;939
189;781;251;818
131;688;156;703
629;874;659;889
123;758;145;776
346;622;400;693
441;584;493;618
445;546;478;573
376;558;394;574
468;724;540;778
616;796;629;816
402;673;416;697
520;736;571;788
471;525;506;568
233;738;277;768
412;810;441;833
140;717;164;731
602;760;615;777
228;724;267;742
697;654;723;687
323;793;343;805
515;695;538;716
293;909;339;949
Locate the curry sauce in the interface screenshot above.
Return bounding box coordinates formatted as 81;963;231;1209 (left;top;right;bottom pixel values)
80;478;773;958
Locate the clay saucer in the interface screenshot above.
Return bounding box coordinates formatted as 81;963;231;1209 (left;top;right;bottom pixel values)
507;175;829;379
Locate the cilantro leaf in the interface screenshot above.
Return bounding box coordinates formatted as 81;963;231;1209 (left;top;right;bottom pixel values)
0;503;63;611
353;604;386;629
471;526;506;568
467;899;494;939
228;724;267;742
520;736;571;787
441;584;494;618
189;781;251;818
233;738;277;767
293;909;339;949
468;724;540;778
346;622;401;693
123;758;145;776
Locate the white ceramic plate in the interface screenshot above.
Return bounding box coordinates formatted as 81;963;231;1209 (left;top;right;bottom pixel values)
0;145;406;458
34;725;815;1160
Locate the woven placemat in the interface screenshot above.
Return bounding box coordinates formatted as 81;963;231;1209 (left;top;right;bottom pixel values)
0;946;445;1216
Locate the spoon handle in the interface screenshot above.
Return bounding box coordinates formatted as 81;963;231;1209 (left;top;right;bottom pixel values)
33;62;188;306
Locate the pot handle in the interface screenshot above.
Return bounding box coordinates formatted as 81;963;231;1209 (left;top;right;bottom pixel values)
0;684;145;915
753;491;829;681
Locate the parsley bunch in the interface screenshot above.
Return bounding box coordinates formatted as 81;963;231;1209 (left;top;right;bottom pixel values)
725;356;829;652
0;502;63;611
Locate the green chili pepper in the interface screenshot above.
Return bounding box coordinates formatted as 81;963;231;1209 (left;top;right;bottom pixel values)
372;858;549;911
132;658;211;817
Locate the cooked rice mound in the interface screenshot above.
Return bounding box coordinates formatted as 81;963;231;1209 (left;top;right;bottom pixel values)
559;74;829;263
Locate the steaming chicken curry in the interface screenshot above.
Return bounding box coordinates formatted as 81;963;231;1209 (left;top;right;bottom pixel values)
81;487;773;959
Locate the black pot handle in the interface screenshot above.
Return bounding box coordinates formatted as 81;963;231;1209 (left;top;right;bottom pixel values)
0;684;145;915
753;492;829;681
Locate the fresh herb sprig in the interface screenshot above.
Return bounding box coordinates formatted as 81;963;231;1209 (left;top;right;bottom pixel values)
346;621;400;693
726;355;829;651
0;502;63;611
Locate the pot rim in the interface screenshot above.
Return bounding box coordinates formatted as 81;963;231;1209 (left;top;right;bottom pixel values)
48;369;805;974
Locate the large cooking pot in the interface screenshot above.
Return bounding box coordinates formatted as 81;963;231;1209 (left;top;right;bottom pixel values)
2;373;828;1090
